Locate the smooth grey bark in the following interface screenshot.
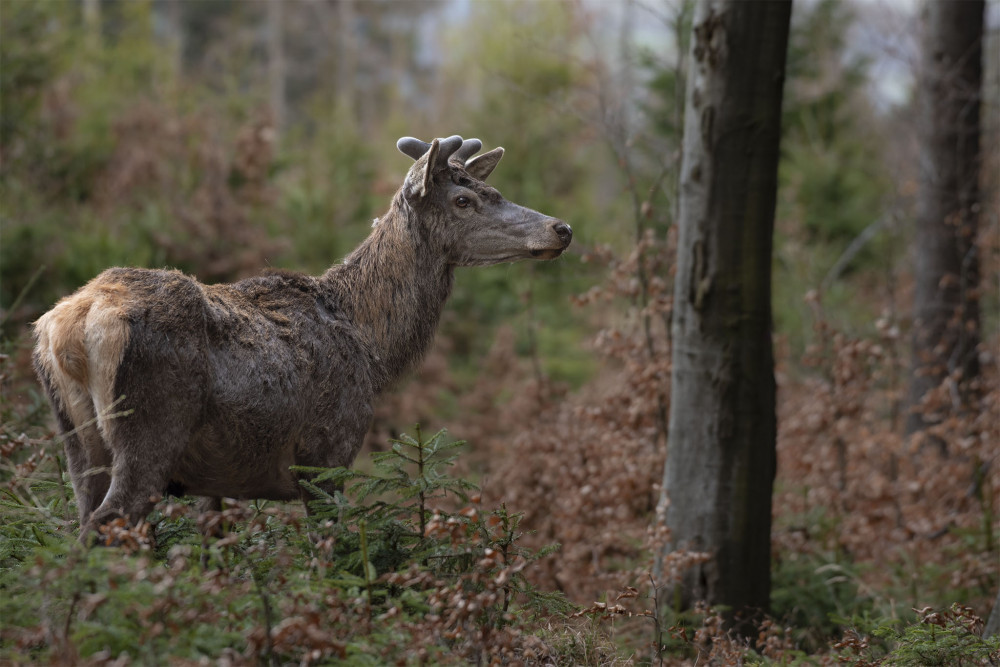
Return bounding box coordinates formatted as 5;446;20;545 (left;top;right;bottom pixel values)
662;0;790;635
906;0;984;438
986;587;1000;639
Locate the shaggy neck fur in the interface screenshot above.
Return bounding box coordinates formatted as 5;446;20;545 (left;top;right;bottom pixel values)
322;191;454;395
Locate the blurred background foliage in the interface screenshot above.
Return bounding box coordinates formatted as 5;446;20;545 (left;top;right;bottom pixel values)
2;0;963;376
1;0;998;661
0;0;619;389
1;0;996;448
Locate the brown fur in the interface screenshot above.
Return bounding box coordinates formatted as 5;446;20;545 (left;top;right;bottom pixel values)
32;136;572;539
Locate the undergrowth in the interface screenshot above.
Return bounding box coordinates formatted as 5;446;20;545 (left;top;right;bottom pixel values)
0;421;591;664
3;301;994;657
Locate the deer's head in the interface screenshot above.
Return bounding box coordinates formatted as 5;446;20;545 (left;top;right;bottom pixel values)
396;135;572;267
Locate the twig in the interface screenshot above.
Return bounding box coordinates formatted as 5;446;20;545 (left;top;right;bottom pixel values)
649;572;666;666
0;264;45;328
255;577;278;667
61;590;81;663
820;218;886;291
415;425;426;541
359;519;373;621
53;453;73;522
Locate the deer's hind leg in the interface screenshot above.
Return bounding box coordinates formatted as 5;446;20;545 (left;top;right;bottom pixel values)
82;414;193;537
61;415;113;527
80;341;206;538
35;365;112;527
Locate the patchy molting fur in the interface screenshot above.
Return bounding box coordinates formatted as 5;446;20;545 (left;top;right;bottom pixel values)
32;135;572;538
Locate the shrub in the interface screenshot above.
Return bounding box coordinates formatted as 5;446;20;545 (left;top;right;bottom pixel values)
834;604;1000;666
0;422;575;664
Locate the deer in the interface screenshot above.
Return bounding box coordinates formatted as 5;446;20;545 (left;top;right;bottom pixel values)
33;135;572;540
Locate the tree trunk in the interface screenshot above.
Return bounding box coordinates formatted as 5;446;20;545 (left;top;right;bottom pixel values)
266;0;286;135
986;586;1000;639
82;0;101;50
165;0;184;79
337;0;358;119
906;0;984;438
661;0;790;635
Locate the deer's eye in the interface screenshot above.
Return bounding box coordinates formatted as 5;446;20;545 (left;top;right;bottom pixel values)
455;196;471;209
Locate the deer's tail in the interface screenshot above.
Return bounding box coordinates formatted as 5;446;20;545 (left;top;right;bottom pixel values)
33;277;131;437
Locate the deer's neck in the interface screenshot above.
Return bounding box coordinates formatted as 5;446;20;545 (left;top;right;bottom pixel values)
324;200;453;394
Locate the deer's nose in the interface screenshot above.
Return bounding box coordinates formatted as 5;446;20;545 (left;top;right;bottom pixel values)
553;222;573;244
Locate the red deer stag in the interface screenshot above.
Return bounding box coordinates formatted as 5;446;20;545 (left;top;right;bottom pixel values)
33;135;572;539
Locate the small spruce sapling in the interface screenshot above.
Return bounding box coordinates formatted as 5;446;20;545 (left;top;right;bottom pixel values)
293;426;477;578
293;426;569;623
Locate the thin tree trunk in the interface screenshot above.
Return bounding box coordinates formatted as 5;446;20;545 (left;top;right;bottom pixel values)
986;586;1000;639
906;0;984;439
661;0;790;636
337;0;358;121
165;0;183;79
82;0;101;50
267;0;286;135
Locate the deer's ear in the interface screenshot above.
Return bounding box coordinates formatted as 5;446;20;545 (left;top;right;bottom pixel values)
403;135;464;201
419;139;442;198
466;147;504;181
